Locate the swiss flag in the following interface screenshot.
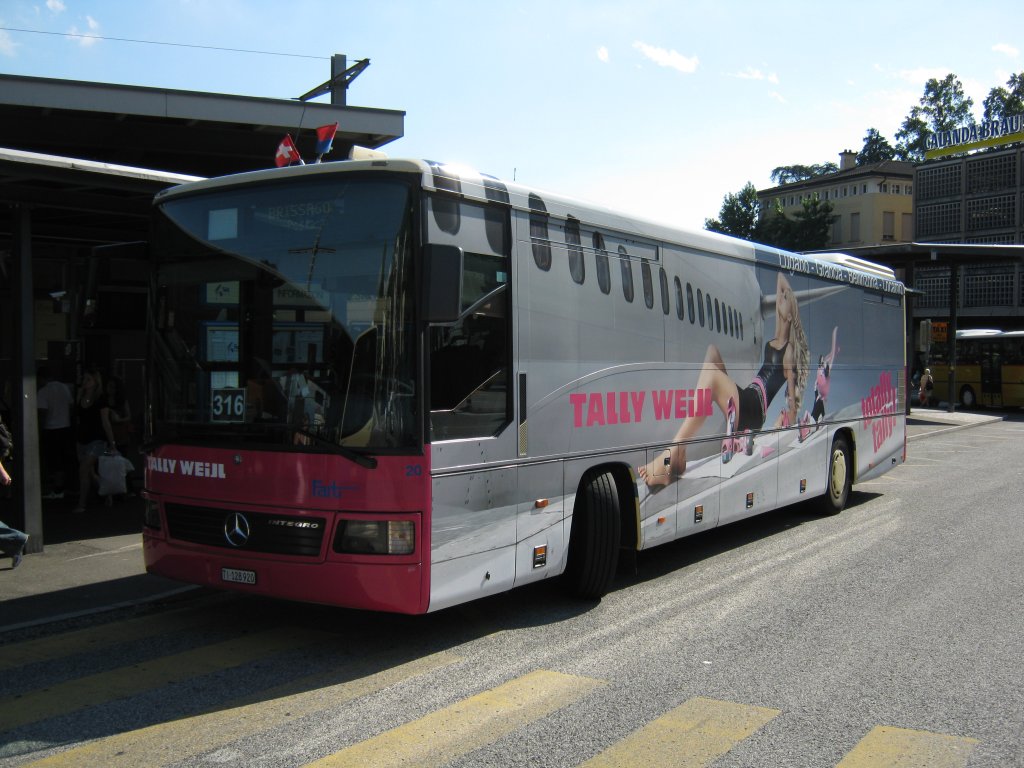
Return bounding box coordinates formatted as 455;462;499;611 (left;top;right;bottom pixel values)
275;134;303;167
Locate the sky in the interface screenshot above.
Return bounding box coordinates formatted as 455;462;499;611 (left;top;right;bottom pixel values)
2;0;1023;229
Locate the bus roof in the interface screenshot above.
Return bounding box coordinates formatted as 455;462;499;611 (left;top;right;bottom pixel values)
155;153;902;291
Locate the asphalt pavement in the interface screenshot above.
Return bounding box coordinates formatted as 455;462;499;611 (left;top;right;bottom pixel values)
0;407;1004;634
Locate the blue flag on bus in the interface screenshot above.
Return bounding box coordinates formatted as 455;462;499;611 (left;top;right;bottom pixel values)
315;123;338;158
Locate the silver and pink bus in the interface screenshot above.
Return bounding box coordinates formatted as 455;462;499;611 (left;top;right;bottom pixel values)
142;155;906;613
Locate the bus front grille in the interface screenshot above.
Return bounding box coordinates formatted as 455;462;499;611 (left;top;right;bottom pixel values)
164;503;326;557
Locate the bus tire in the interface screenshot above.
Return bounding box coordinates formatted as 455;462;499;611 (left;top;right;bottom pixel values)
564;471;621;600
959;385;975;409
820;434;852;515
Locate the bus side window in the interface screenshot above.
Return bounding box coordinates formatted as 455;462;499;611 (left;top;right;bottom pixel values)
429;251;511;441
659;268;670;315
593;232;611;295
566;215;585;285
619;246;634;303
674;276;684;321
696;288;705;327
528;194;551;271
641;262;654;309
687;283;696;324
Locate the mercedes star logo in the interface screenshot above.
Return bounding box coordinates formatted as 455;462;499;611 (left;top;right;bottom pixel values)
224;512;251;547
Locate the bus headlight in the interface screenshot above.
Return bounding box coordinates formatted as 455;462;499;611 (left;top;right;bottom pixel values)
334;520;415;555
143;499;162;530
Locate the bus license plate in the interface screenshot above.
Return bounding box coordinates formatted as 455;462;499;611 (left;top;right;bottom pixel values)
222;567;257;585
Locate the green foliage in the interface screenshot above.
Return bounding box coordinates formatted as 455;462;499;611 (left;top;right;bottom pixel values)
704;181;761;240
769;163;838;185
857;128;895;164
983;72;1024;121
756;197;835;252
895;74;973;161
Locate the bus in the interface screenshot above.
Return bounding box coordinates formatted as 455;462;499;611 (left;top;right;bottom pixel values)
924;328;1024;408
142;154;907;614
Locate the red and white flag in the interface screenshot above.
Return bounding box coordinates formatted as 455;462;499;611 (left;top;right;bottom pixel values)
275;134;303;167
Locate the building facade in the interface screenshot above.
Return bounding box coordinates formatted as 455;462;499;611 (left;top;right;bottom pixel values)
912;145;1024;328
758;151;915;248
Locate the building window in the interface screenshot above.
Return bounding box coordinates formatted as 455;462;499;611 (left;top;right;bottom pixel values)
901;212;913;241
862;183;868;194
850;212;860;242
917;164;961;201
966;194;1016;232
830;215;842;244
882;211;895;240
917;202;962;237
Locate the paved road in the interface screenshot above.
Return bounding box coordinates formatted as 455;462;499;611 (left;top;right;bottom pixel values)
1;416;1020;766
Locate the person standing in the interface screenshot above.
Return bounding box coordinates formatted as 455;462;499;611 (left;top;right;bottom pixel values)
73;367;117;514
37;365;76;499
919;368;935;407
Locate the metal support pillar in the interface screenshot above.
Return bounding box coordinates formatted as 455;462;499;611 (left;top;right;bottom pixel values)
12;204;43;552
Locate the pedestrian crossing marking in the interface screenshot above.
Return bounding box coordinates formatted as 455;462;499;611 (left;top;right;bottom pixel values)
0;601;233;673
18;651;461;768
305;669;604;767
837;725;979;767
0;627;330;731
580;696;780;767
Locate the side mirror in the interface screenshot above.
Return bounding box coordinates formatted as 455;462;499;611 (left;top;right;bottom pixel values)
422;244;463;323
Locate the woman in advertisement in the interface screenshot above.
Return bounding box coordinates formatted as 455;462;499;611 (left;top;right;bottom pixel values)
640;271;810;489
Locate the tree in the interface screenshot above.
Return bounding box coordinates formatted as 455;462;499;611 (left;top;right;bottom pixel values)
769;163;838;185
705;182;761;240
857;128;895;164
983;72;1024;121
756;197;835;252
895;74;974;161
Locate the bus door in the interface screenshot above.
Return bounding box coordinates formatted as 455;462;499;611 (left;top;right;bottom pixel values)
979;341;1002;407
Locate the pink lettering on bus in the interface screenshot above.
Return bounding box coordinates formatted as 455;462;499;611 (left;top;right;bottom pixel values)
571;388;711;428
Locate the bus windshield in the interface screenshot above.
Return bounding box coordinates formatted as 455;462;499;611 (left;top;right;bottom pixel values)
150;176;418;454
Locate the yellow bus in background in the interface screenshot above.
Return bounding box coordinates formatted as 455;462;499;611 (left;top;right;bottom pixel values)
926;329;1024;408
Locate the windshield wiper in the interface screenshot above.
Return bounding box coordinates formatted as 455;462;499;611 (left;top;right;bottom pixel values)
296;429;378;469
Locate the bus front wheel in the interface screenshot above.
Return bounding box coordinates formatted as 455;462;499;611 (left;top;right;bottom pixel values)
820;435;852;515
564;471;621;600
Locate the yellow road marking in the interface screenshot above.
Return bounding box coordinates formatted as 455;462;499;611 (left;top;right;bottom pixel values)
581;696;780;767
0;603;229;672
306;669;604;767
837;725;979;768
21;652;461;768
0;627;328;731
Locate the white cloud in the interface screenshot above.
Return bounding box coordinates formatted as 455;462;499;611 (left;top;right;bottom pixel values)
731;66;778;85
769;91;787;105
0;28;17;57
633;41;698;74
597;46;609;63
47;0;67;12
69;15;100;47
993;42;1019;58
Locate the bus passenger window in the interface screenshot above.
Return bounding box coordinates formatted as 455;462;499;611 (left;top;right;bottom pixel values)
674;276;684;321
566;216;585;285
696;288;705;327
619;246;634;302
714;298;721;333
687;283;696;324
528;194;551;271
706;295;713;331
659;268;670;315
430;252;511;441
641;262;654;309
593;232;611;295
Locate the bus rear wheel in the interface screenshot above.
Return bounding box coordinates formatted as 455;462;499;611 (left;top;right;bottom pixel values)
564;470;621;600
820;435;852;515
